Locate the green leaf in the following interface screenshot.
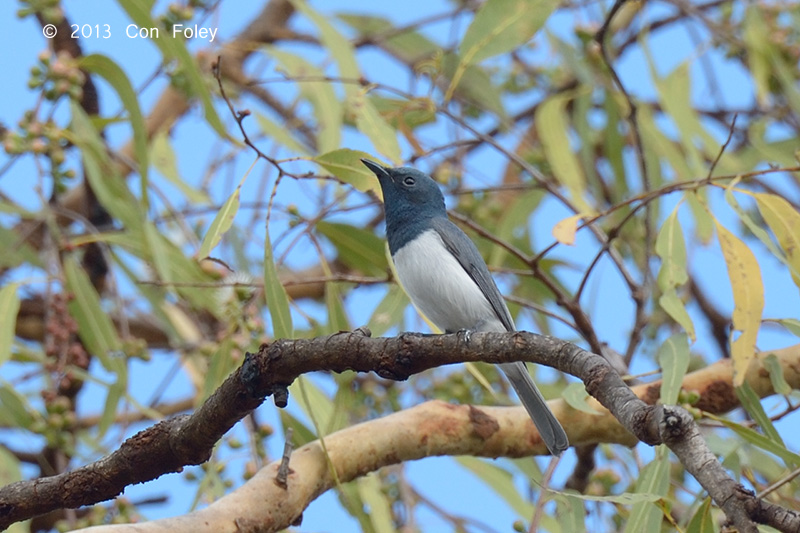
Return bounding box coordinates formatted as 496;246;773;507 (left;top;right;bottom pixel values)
535;93;590;211
151;132;210;204
143;221;172;284
775;318;800;338
742;6;771;106
264;226;293;339
562;382;602;415
98;378;125;437
603;96;628;194
736;381;783;447
456;457;534;517
64;256;122;369
118;0;226;137
287;0;359;95
255;112;312;156
367;285;409;337
163;244;221;314
317;221;388;276
353;92;401;164
624;446;670;533
338;14;439;65
549;488;661;505
0;225;41;269
368;96;436;130
456;458;561;532
639;105;694;182
647;57;718;173
0;445;22;488
743;5;800;115
686;497;715;533
80;54;148;185
0;385;35;429
658;333;690;405
339;15;505;115
324;280;350;333
489;190;543;266
204;339;238;400
107;230;221;315
658;292;695;342
715;415;800;468
279;410;316;446
315;148;382;196
655;206;695;341
440;53;506;117
0;283;20;367
762;352;792;395
198;174;246;259
554;496;587;533
686;192;714;245
357;474;395;533
69;102;143;230
264;48;343;153
461;0;559;63
715;219;764;386
337;482;374;532
744;120;800;168
447;0;558;99
290;375;346;434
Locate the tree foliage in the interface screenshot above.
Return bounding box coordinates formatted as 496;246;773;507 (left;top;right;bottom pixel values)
2;0;800;531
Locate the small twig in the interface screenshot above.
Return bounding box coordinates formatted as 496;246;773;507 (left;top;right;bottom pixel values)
135;274;389;289
531;165;800;267
707;114;738;179
617;0;733;54
211;57;282;171
595;0;653;364
757;466;800;500
529;455;561;533
275;427;294;489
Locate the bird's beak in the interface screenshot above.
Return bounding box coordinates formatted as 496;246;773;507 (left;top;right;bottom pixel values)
360;159;393;183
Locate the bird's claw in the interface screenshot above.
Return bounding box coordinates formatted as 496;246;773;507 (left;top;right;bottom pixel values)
457;328;473;344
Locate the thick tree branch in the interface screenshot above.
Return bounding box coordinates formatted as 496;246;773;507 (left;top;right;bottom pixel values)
2;332;799;531
76;400;616;533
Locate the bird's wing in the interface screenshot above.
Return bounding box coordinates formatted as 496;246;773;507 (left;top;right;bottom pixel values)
431;217;515;332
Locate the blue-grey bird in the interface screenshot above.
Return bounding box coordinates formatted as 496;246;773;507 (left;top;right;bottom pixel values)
362;159;569;456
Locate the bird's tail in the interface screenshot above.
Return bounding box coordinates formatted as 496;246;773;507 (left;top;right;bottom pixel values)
500;362;569;456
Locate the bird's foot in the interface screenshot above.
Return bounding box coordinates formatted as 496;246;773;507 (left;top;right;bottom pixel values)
456;328;473;344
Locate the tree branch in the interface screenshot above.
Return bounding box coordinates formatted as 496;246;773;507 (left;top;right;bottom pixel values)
2;331;799;531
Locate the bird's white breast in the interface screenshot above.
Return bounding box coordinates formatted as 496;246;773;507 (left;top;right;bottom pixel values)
392;230;502;332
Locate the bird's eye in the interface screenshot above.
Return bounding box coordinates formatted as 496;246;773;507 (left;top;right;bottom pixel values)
403;176;415;186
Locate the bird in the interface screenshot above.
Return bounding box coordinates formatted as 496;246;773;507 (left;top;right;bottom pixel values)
362;159;569;456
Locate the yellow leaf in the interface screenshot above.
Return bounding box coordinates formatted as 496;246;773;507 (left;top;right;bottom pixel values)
552;214;583;245
754;192;800;287
715;221;764;386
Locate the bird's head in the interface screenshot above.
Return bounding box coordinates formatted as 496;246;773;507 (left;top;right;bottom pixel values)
361;159;446;217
